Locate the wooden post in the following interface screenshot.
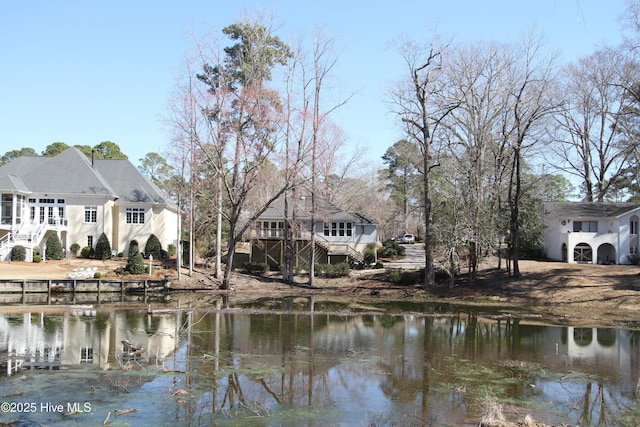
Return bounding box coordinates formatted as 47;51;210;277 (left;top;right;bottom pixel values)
47;280;52;304
21;280;26;304
72;280;76;304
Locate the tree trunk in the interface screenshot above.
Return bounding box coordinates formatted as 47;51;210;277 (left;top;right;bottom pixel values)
448;249;455;290
283;191;294;284
176;197;182;282
222;235;236;290
468;241;477;285
308;192;316;288
509;148;522;278
215;171;223;278
422;158;435;289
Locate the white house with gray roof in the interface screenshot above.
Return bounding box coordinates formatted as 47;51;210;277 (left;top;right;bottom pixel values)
0;147;178;262
542;201;640;264
251;195;377;267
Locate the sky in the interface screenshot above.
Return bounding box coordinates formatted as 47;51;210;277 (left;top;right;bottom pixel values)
0;0;628;169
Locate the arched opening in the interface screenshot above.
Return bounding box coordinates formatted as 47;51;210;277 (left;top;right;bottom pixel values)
597;243;616;264
574;328;593;346
630;215;639;259
573;243;592;264
597;329;616;347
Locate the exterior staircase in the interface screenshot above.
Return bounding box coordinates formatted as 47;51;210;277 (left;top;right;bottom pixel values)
0;223;47;261
314;235;365;265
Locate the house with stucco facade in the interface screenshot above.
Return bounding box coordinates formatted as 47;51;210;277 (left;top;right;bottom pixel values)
0;147;178;262
542;201;640;264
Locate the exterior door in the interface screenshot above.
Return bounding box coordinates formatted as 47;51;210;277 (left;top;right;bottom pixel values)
574;243;592;263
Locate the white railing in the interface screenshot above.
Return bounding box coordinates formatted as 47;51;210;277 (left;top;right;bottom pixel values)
251;225;365;263
12;224;42;244
314;234;364;262
0;233;9;249
0;221;59;254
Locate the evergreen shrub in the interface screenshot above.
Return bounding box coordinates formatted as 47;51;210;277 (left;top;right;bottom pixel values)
80;246;94;258
11;245;26;261
363;249;376;266
128;240;139;257
45;234;64;260
144;234;163;260
69;243;81;257
314;262;350;278
379;240;405;258
243;262;269;275
126;240;145;275
94;233;112;260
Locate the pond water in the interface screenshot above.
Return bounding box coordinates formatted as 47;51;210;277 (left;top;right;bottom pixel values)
1;298;640;426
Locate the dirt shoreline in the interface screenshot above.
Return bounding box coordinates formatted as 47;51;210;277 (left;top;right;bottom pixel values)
2;258;640;324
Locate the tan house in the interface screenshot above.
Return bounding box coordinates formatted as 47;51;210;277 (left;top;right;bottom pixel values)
0;148;178;262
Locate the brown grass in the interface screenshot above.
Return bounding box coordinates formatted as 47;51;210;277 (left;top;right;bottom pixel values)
3;257;640;322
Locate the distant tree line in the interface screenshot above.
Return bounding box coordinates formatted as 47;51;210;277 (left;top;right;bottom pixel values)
0;140;128;166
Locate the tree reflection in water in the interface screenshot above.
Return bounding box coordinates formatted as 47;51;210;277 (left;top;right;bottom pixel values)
0;304;639;426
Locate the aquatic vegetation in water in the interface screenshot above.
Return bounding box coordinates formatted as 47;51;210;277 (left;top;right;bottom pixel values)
431;356;544;409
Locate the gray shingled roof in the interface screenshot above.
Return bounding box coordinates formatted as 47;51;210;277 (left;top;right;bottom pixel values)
0;148;115;196
0;174;29;193
0;147;173;207
259;195;375;224
94;158;170;204
543;201;640;219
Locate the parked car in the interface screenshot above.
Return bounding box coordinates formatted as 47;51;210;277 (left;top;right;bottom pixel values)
401;233;415;244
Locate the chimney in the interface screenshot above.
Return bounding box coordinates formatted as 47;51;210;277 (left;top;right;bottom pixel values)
91;149;95;167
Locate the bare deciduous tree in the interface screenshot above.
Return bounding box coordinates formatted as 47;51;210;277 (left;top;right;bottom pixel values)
302;30;351;287
438;41;512;284
389;38;458;290
502;32;559;277
551;46;638;202
164;57;210;279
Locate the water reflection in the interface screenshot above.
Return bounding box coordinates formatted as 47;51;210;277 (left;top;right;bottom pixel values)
0;305;639;426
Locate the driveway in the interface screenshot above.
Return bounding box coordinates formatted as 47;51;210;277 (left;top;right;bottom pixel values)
384;243;425;269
